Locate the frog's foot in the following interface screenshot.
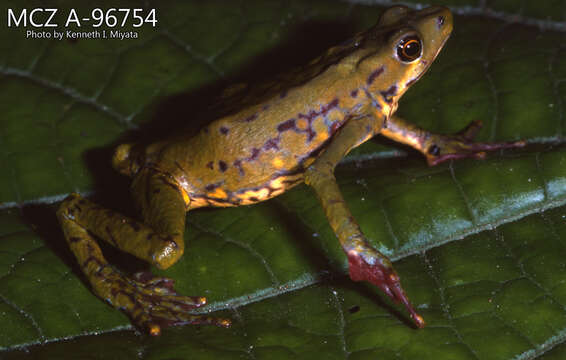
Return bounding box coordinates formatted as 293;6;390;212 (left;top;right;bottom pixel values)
347;250;425;328
100;269;231;336
424;120;526;166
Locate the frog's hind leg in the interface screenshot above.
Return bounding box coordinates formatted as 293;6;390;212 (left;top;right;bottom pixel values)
381;116;526;166
57;168;231;335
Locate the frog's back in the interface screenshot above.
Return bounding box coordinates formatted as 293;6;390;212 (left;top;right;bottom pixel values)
156;66;360;208
128;5;445;208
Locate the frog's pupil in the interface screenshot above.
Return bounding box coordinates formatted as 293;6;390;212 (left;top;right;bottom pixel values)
404;41;419;57
397;36;421;62
428;144;440;156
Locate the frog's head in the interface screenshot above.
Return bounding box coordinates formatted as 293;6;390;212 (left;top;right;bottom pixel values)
350;6;452;111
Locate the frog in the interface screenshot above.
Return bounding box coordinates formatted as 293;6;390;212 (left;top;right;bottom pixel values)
57;5;525;336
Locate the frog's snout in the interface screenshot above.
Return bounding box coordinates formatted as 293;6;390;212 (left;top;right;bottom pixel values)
411;6;452;67
424;6;453;36
426;6;458;30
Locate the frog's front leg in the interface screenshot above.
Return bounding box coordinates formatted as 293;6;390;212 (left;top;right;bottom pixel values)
381;116;526;166
57;168;231;335
304;114;425;328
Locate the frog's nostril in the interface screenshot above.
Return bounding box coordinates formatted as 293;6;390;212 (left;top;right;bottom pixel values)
437;16;445;28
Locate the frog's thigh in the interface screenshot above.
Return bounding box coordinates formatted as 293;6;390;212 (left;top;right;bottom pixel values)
130;167;188;269
57;169;187;270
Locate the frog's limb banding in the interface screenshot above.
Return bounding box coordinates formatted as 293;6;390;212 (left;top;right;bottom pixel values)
381;116;526;166
56;168;231;335
304;114;425;328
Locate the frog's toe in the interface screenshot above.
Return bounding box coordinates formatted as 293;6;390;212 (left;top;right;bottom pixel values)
425;120;526;166
128;286;231;335
133;271;179;294
347;250;425;328
126;277;233;334
133;297;232;336
140;309;232;336
102;269;230;335
426;139;526;166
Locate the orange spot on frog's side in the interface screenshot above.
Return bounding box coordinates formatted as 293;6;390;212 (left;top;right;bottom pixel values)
272;157;284;168
270;176;287;188
241;188;270;202
180;188;191;206
296;118;309;130
209;187;228;199
316;132;330;143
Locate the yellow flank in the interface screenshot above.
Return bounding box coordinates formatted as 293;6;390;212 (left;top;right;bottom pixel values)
315;132;330;144
239;188;270;202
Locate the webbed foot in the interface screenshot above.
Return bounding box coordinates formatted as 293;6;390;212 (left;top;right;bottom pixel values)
98;269;231;336
347;250;425;328
423;120;526;166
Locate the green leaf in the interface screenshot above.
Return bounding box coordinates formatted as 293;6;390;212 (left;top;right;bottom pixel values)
1;0;566;359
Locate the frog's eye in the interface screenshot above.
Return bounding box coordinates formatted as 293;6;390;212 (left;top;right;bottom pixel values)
428;144;440;156
396;35;422;63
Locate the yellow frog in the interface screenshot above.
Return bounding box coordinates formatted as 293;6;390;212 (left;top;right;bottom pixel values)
57;6;524;335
